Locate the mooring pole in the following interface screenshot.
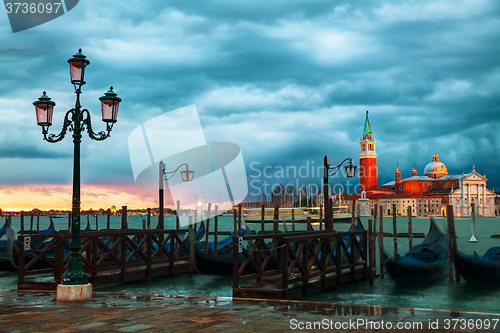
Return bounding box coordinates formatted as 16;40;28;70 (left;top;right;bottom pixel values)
368;218;374;285
379;205;384;278
407;206;413;249
446;204;459;282
214;205;219;255
392;203;397;262
261;205;265;235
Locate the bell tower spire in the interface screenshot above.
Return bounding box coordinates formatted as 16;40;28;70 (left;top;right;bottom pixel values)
359;111;377;191
412;164;417;176
395;163;401;183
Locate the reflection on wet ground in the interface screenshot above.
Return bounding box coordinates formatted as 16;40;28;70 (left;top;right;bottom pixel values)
0;289;498;332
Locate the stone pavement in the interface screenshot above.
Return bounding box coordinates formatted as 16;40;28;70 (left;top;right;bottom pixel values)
0;289;498;332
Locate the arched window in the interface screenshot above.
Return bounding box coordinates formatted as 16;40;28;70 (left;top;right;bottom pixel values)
427;185;433;190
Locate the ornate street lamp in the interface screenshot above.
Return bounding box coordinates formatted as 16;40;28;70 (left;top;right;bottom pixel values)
158;161;194;229
323;156;357;231
33;49;121;286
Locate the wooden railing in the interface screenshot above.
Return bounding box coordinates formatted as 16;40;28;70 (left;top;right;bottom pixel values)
233;229;368;299
18;229;191;290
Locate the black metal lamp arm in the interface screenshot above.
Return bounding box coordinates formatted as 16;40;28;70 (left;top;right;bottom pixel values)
328;158;353;177
164;163;189;180
42;109;75;143
81;109;113;141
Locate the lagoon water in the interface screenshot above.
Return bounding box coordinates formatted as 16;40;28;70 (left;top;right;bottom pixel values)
1;214;499;313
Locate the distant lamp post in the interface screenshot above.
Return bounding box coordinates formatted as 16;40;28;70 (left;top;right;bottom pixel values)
34;49;121;289
323;156;357;231
159;161;194;229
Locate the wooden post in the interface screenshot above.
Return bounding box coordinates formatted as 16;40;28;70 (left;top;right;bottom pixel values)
319;203;323;231
142;219;146;230
121;206;128;230
273;206;279;234
20;211;24;234
446;205;459;282
238;203;242;236
329;198;334;232
214;205;219;255
205;204;211;254
18;213;25;290
146;222;152;280
87;215;91;231
194;209;198;231
307;216;312;231
261;205;265;235
176;200;181;230
379;205;384;279
95;213;99;231
392;203;397;262
107;208;111;230
282;238;289;299
36;214;40;232
408;206;413;249
291;208;295;232
147;208;151;229
30;213;33;233
232;230;239;293
233;208;237;238
351;199;356;230
188;215;194;276
368;219;374;285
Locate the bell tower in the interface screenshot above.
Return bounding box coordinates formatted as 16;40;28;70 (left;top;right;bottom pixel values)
359;111;377;191
395;163;401;183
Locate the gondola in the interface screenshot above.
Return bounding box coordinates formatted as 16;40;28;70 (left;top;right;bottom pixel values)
454;247;500;283
0;218;57;271
194;227;254;275
383;218;448;281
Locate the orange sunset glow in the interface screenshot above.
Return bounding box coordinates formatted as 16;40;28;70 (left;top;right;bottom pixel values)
0;184;164;211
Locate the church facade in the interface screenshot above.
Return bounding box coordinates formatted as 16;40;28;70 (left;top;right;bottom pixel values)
350;112;496;217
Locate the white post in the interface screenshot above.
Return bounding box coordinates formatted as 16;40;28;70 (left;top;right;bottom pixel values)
470;202;477;242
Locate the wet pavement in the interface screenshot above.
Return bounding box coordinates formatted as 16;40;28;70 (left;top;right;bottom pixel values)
0;289;498;332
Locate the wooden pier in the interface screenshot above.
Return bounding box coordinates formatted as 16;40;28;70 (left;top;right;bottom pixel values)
17;228;193;291
232;228;370;300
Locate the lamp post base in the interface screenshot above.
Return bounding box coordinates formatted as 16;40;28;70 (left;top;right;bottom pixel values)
57;283;92;301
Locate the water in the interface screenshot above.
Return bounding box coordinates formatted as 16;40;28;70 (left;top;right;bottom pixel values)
1;214;499;313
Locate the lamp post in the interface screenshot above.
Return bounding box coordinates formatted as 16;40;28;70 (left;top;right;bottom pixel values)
323;156;357;231
34;49;121;287
159;161;194;229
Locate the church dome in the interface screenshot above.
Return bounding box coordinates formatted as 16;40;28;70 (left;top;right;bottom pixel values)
424;150;447;178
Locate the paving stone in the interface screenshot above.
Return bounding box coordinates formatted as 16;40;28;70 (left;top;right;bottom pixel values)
116;324;155;332
0;289;498;333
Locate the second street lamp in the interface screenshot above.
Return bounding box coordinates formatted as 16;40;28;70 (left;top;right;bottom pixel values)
34;49;121;289
323;156;357;232
158;161;194;229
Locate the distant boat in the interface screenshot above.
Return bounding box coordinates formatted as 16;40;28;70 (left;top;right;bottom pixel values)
383;218;448;281
50;213;69;218
242;207;310;222
454;247;500;283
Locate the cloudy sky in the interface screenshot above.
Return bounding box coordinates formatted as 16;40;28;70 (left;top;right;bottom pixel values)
0;0;499;211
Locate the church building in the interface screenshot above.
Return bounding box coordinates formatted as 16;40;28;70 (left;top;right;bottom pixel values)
343;112;496;217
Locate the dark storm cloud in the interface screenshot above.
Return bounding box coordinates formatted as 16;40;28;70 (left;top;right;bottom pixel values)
0;0;498;192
